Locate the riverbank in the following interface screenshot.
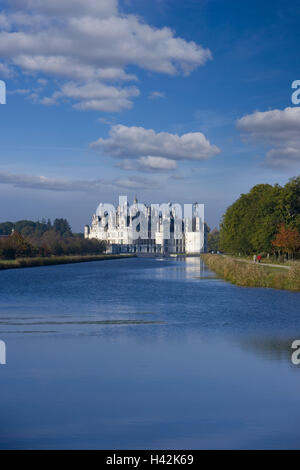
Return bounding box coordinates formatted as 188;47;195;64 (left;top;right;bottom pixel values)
201;254;300;291
0;254;136;270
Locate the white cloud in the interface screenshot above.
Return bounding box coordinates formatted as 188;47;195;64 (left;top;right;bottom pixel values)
9;0;118;18
237;107;300;168
0;170;158;191
113;176;159;190
149;91;166;100
0;171;91;191
0;0;211;112
7;88;30;95
118;156;177;172
97;117;114;126
90;124;220;162
264;147;300;168
139;156;176;170
0;14;11;30
0;62;15;78
237;107;300;139
12;55;136;82
59;81;140;112
37;77;48;86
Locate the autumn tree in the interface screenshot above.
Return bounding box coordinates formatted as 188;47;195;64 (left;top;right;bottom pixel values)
272;224;300;258
0;231;35;259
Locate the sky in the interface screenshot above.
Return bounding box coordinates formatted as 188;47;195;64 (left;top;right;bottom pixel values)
0;0;299;231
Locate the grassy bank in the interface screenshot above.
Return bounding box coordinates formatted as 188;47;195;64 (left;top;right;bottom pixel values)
201;254;300;291
0;254;136;270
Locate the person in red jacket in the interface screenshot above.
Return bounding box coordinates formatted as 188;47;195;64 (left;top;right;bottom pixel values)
257;255;261;263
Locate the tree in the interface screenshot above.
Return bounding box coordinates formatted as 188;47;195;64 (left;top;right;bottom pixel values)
220;184;283;254
281;176;300;232
219;177;300;255
53;218;72;237
0;231;35;259
0;222;14;235
208;228;220;252
0;217;107;259
10;231;35;257
272;224;300;258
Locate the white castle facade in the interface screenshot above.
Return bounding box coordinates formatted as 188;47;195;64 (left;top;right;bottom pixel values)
84;196;206;255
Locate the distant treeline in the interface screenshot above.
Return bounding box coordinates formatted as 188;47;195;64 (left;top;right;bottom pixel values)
207;228;220;252
219;176;300;257
0;218;105;260
0;218;72;238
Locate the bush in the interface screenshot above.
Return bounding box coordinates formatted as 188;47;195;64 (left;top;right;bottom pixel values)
0;246;16;260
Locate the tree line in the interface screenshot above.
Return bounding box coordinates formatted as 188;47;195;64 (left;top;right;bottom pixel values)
219;176;300;257
0;219;105;260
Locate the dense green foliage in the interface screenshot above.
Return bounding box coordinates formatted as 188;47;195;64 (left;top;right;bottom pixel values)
0;218;71;238
219;176;300;255
0;219;105;260
207;228;220;252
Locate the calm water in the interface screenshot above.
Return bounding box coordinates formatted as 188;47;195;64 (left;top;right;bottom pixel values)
0;256;300;449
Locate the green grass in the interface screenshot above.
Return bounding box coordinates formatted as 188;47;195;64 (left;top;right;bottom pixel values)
0;254;136;270
201;254;300;291
231;254;300;267
232;257;288;272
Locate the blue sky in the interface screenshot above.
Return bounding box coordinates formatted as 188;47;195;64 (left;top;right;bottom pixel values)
0;0;299;231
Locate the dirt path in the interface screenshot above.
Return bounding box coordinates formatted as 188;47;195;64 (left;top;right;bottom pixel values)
223;255;290;270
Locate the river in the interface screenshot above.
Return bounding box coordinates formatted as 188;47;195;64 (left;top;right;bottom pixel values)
0;256;300;449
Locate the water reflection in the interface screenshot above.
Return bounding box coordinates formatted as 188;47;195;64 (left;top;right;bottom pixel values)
235;335;300;364
152;256;212;281
1;257;300;449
